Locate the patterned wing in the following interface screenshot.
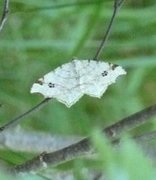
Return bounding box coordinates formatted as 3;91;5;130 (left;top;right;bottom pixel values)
31;61;83;107
31;59;126;107
75;60;126;98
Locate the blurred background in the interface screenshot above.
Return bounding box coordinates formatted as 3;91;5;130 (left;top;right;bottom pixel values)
0;0;156;179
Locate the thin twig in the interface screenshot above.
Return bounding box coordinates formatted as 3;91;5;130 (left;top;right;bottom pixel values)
93;0;125;60
0;98;51;132
0;0;9;32
12;103;156;173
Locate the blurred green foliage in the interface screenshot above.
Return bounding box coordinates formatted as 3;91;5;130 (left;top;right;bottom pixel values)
0;0;156;179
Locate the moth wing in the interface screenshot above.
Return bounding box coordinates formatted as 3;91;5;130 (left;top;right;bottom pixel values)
75;60;126;98
31;59;126;107
31;61;83;107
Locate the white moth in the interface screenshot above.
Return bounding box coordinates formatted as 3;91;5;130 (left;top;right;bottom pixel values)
31;59;126;107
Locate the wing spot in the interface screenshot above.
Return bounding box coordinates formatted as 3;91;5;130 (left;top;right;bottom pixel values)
36;78;44;85
102;71;108;77
112;64;119;70
48;83;55;88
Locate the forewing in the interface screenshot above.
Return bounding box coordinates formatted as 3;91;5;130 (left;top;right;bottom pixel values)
31;61;83;107
75;60;126;98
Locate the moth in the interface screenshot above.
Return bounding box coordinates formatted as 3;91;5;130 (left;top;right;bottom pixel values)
31;59;126;107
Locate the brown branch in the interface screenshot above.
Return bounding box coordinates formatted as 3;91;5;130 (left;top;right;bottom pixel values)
12;103;156;173
0;0;9;32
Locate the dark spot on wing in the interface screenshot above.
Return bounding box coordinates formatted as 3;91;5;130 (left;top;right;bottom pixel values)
111;64;119;70
48;82;55;88
102;71;108;77
36;78;44;85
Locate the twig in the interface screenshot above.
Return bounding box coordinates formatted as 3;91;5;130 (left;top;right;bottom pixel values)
12;103;156;173
0;98;51;132
93;0;125;60
0;0;9;32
